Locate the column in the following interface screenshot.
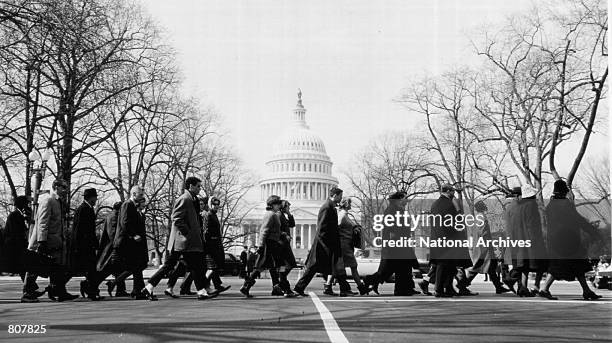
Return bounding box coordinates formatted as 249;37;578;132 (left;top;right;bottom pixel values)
308;224;313;249
307;182;311;200
292;226;297;249
299;224;304;249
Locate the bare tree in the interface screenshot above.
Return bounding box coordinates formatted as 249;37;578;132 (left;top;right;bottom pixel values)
345;132;437;246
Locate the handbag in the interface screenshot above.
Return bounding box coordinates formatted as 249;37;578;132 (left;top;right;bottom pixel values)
24;249;55;277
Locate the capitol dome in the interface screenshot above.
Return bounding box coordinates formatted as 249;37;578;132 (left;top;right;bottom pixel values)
259;90;338;202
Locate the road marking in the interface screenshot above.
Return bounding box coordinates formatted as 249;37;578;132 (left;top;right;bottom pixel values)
320;297;612;305
310;292;349;343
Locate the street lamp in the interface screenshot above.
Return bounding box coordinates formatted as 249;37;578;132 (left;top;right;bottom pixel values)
28;147;52;225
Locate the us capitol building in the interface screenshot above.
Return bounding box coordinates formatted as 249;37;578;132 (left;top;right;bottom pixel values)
241;90;338;260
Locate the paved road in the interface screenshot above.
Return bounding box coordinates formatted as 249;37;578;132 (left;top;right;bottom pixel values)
0;272;610;342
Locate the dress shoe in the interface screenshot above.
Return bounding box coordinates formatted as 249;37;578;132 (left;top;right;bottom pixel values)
495;286;512;294
457;288;479;296
418;281;432;296
364;275;380;295
114;290;130;297
517;286;535;297
339;291;352;297
56;292;79;302
21;293;40;303
394;289;421;296
45;286;58;301
80;280;88;297
215;285;231;294
434;292;453;298
583;290;602;300
502;277;517;294
31;289;46;298
445;288;459;297
88;293;104;301
323;285;338;296
357;283;371;296
179;290;196;296
538;290;558;300
106;280;116;297
240;278;255;298
293;288;309;297
271;285;284;296
164;290;179;298
140;288;158;301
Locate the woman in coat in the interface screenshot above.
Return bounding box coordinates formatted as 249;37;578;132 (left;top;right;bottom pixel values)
539;180;602;300
509;185;548;297
337;198;369;295
459;201;511;294
240;195;288;297
274;200;297;296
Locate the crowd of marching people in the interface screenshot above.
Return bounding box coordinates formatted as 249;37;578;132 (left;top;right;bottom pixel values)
0;175;604;303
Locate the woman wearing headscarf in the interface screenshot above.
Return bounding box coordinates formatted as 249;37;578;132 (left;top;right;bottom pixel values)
274;200;297;296
240;195;287;298
539;180;602;300
510;185;548;297
337;197;369;295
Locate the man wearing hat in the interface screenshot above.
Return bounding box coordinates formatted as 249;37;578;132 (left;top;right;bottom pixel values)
204;196;231;294
427;183;474;297
72;188;103;300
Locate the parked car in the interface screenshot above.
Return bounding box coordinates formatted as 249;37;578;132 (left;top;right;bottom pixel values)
220;253;242;276
589;264;612;289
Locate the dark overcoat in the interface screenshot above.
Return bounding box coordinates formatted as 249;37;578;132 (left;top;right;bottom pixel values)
71;201;98;274
508;198;547;272
303;199;342;275
96;210;119;272
134;210;149;270
379;201;419;267
0;209;29;273
204;210;225;269
429;195;472;267
113;200;147;270
502;199;520;264
278;211;297;268
545;197;599;280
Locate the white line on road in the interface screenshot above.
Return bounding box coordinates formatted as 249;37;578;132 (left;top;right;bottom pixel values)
320;298;612;305
310;292;350;343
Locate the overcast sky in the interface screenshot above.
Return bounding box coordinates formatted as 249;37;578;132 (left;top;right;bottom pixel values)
137;0;609;193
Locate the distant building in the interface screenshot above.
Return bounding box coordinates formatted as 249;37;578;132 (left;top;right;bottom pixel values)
242;90;338;260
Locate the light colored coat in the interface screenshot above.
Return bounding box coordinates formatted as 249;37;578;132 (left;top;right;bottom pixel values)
28;193;67;265
167;190;204;252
